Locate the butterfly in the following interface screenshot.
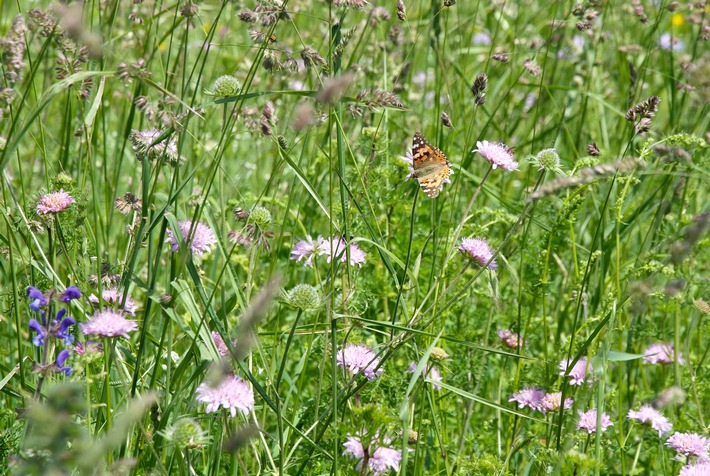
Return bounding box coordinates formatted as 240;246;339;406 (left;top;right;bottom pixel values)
411;132;452;199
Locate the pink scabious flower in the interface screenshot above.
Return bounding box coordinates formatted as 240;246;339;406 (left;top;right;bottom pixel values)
643;342;685;365
400;151;415;180
290;235;324;267
666;432;710;459
211;331;235;356
627;405;673;436
73;341;103;355
577;409;613;434
541;392;574;413
36;189;75;214
473;141;518;171
320;237;367;267
508;387;545;411
195;374;254;417
166;220;217;257
559;357;591;385
497;329;524;349
80;310;138;338
342;435;402;476
458;237;497;270
680;462;710;476
407;362;442;390
89;288;137;316
337;344;383;381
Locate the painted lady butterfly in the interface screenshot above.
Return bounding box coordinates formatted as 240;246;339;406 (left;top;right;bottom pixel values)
411;132;452;199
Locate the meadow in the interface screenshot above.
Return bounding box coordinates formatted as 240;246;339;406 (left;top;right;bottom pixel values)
0;0;709;474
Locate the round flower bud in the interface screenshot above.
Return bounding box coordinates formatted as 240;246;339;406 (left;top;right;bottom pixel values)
213;75;240;97
164;418;209;448
284;284;321;311
249;206;272;227
532;148;564;175
430;347;449;361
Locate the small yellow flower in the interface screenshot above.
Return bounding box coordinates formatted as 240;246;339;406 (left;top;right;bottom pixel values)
671;13;684;28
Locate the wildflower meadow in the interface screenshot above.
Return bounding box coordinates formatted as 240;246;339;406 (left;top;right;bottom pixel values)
1;0;709;475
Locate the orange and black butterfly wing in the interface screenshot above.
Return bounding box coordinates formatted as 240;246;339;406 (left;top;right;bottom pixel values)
411;132;451;199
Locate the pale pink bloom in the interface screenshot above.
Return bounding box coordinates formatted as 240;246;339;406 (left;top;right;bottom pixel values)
290;235;324;267
497;329;524;349
89;288;137;315
320;237;367;267
541;392;573;413
342;435;402;475
643;342;685;365
577;409;613;434
73;341;103;355
166;220;217;257
211;331;235;356
337;344;382;381
80;310;138;338
473;140;518;171
400;151;415;180
559;357;590;385
680;462;710;476
509;387;544;411
459;237;497;270
666;432;710;459
627;405;673;436
195;374;254;417
407;362;442;390
37;189;75;214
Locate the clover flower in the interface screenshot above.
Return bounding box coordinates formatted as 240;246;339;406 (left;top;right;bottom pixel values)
458;237;497;270
36;189;75;214
195;374;254;417
407;362;442;390
627;405;673;436
508;387;545;411
80;309;138;339
290;235;325;267
166;220;217;257
342;434;402;475
27;286;80;347
559;357;590;385
577;409;613;434
89;288;137;315
336;344;383;381
473;140;518;171
643;342;684;365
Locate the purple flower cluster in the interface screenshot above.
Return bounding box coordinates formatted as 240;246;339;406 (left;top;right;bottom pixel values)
80;310;139;339
666;432;709;460
643;342;684;365
497;329;524;349
473;141;518;171
577;408;614;434
342;434;402;475
627;405;673;436
291;235;367;268
166;220;217;257
89;288;137;315
559;357;591;385
336;344;383;381
458;237;497;270
36;189;75;214
195;374;254;417
508;387;573;414
407;362;442;390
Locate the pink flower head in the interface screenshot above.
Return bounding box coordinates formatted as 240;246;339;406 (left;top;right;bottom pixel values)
342;434;402;476
541;392;574;413
559;357;591;385
407;362;442;390
627;405;673;436
195;374;254;417
509;387;545;411
337;344;382;381
80;310;138;338
211;331;235;356
320;237;367;267
680;462;710;476
166;220;217;257
458;237;497;270
643;342;685;365
577;409;613;434
666;432;710;459
73;341;103;355
497;329;524;349
89;288;137;315
290;235;325;267
400;151;415;180
37;189;75;214
473;141;518;171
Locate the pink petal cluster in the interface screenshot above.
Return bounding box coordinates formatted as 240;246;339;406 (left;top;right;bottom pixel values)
321;237;367;267
473;141;518;171
166;220;217;257
407;362;442;390
290;235;325;267
80;310;138;338
541;392;574;413
680;462;710;476
400;151;415;180
666;432;710;459
509;387;545;411
577;409;614;434
195;374;254;417
643;342;685;365
36;189;75;214
559;357;590;385
497;329;524;349
336;344;383;381
89;288;137;315
627;405;673;436
342;435;402;475
458;237;497;270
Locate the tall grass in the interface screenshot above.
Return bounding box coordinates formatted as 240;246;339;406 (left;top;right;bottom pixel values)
0;0;708;474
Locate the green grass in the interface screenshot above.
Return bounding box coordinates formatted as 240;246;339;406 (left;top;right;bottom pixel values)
0;0;709;474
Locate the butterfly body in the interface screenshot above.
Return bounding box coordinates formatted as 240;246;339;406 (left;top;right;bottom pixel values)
411;132;452;198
